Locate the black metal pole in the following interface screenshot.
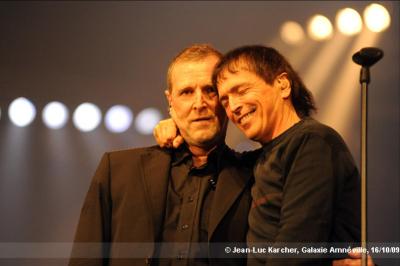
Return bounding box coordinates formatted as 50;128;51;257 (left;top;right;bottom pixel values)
360;72;368;266
352;47;383;266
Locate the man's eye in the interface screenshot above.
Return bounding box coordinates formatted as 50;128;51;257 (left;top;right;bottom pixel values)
180;90;192;95
205;86;217;94
220;97;228;108
238;87;249;95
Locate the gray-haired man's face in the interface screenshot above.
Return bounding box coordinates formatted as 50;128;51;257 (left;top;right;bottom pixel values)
165;55;227;148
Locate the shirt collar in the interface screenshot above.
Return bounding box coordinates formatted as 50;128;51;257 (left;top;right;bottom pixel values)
262;117;307;150
171;142;227;172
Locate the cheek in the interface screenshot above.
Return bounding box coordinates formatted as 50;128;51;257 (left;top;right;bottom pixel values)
171;102;189;118
207;100;223;115
225;109;233;121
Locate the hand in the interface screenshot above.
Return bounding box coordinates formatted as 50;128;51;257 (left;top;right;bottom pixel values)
153;118;184;148
332;248;375;266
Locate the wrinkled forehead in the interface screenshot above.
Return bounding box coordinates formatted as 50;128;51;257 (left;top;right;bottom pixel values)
173;55;219;74
171;57;219;88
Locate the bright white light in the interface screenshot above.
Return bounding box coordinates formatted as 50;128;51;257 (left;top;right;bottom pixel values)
104;105;133;133
72;103;102;132
308;15;333;41
42;101;69;129
8;97;36;127
364;3;391;32
280;21;305;45
135;107;163;135
336;8;363;35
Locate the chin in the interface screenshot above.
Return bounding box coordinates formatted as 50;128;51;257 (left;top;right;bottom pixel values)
196;133;222;146
243;130;257;141
198;134;218;144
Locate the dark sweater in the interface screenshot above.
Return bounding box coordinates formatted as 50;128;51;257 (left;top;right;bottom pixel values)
247;118;360;266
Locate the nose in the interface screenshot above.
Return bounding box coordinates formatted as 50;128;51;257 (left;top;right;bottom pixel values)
193;90;207;109
229;97;242;116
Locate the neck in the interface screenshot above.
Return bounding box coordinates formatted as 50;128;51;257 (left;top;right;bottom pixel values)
187;144;218;168
263;103;301;144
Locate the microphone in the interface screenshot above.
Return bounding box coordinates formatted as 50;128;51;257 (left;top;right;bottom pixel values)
352;47;384;83
352;47;383;67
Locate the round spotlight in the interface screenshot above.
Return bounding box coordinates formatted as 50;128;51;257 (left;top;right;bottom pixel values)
42;101;69;129
72;103;102;132
8;97;36;127
308;15;333;41
364;3;391;32
135;107;163;135
104;105;133;133
336;8;362;35
280;21;305;45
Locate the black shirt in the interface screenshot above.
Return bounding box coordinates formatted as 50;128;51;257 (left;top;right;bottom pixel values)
155;144;224;266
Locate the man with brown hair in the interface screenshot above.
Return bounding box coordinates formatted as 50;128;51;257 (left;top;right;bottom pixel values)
213;45;360;265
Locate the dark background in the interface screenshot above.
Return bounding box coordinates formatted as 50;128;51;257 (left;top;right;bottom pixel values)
0;1;398;265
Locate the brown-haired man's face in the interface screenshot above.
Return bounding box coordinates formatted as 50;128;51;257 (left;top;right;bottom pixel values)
165;55;227;149
217;66;290;144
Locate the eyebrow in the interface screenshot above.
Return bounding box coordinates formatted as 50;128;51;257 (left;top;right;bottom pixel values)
223;82;252;95
176;86;193;92
219;83;250;103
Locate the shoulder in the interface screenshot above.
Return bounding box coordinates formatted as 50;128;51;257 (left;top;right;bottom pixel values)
275;119;356;173
290;118;347;149
104;145;171;164
106;145;169;157
92;146;172;182
298;118;338;136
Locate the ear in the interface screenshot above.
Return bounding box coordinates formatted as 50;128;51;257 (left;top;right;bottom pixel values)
165;89;172;107
275;72;291;99
165;89;176;118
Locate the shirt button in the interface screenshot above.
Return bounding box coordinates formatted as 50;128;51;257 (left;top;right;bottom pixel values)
178;252;186;260
181;224;189;230
145;256;152;264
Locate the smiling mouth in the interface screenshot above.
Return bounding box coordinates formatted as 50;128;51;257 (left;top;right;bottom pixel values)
238;109;256;125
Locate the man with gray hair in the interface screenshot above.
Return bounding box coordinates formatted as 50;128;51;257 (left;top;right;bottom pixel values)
69;44;253;266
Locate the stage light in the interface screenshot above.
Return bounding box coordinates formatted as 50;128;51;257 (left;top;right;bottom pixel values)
280;21;305;45
364;3;391;32
336;8;362;35
8;97;36;127
135;107;162;135
308;15;333;41
42;101;69;129
104;105;133;133
72;103;102;132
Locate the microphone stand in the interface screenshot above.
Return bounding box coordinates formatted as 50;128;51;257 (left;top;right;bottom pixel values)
352;47;383;266
360;65;369;266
